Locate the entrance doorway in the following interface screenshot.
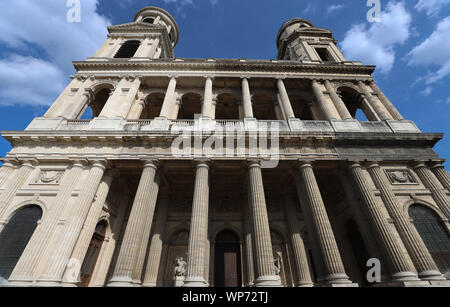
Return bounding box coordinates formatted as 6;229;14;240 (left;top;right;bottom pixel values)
214;231;242;287
79;222;107;286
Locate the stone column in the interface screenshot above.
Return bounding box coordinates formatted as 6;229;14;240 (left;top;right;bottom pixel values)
107;160;159;287
324;80;352;120
295;162;351;285
311;80;337;120
357;81;392;121
184;161;210;287
283;197;314;287
0;160;37;219
0;160;17;188
367;163;444;280
244;187;255;287
247;161;281;287
37;160;107;285
349;162;418;281
132;172;161;285
414;163;450;217
431;163;450;191
99;77;141;118
159;77;178;118
61;170;116;285
358;94;381;121
8;161;85;285
127;99;146;120
241;78;254;118
369;81;404;120
201;77;213;118
172;97;182;120
277;79;295;119
148;37;161;59
142;197;169;287
134;37;151;58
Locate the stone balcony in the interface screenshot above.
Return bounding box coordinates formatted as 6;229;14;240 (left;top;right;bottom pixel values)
25;117;421;135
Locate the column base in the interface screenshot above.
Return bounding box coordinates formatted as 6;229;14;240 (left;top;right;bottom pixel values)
254;275;283;287
418;270;447;281
142;282;157;287
183;276;208;287
61;281;78;287
2;279;34;287
391;271;420;282
295;281;314;287
32;279;63;287
107;276;135;287
381;280;432;287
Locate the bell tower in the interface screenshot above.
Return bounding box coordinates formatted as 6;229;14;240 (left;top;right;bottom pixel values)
276;18;346;63
90;6;179;60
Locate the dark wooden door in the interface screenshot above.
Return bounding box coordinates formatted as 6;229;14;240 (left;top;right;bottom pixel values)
214;231;242;287
79;223;106;287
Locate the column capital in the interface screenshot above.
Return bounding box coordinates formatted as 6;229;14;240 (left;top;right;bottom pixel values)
194;160;210;169
141;159;159;170
168;74;178;80
430;162;445;170
90;159;108;170
240;76;251;80
413;161;428;169
347;161;363;170
247;159;262;169
366;161;381;169
297;160;314;170
203;75;214;80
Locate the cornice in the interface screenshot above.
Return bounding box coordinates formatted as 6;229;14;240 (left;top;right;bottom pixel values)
73;59;375;77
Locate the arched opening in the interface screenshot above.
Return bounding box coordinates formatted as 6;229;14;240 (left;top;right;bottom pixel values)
214;230;242;287
0;205;42;285
346;220;371;286
290;95;314;120
178;93;202;120
164;229;190;286
79;221;107;287
79;86;113;119
114;40;141;59
215;93;239;120
409;205;450;277
141;93;164;119
142;17;155;24
252;94;277;120
338;87;372;121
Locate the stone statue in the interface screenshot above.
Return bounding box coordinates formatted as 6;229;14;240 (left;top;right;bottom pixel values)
274;257;281;276
174;257;187;277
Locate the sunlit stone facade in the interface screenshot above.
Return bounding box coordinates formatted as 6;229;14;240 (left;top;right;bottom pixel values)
0;7;449;287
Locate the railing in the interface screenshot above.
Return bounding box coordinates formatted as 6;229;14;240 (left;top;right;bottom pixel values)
66;119;91;125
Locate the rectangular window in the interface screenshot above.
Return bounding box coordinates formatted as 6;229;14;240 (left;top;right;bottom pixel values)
315;47;334;62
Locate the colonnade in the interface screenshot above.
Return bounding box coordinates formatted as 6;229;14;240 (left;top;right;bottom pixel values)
0;159;448;286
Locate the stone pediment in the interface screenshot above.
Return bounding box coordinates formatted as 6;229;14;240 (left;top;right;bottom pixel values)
107;22;165;34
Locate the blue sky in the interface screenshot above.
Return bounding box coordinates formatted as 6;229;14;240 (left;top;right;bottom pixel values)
0;0;449;169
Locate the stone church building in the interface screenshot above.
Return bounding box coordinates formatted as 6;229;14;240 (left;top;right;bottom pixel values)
0;6;449;287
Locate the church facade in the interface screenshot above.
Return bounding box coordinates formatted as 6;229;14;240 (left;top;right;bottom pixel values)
0;6;449;287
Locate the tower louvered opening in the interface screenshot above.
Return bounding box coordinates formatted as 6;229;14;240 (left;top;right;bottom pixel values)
114;40;141;58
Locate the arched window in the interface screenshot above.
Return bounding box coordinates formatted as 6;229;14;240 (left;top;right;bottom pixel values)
252;94;277;120
142;17;155;24
79;87;113;119
178;93;202;120
0;205;42;285
79;221;107;287
409;205;450;276
215;93;239;120
338;87;374;121
114;40;141;59
140;93;164;120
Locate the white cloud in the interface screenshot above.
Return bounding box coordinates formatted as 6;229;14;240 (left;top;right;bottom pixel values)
340;1;412;74
408;17;450;85
0;0;110;107
327;4;346;15
0;55;66;106
415;0;450;17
